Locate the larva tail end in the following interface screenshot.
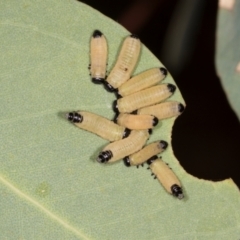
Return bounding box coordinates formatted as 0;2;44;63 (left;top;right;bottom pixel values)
167;84;176;93
160;67;168;76
92;30;102;38
130;34;139;39
178;103;185;113
171;184;184;200
123;128;131;139
115;91;122;99
146;155;158;165
92;77;104;84
112;113;119;123
66;112;83;123
160;140;168;150
103;82;116;92
152;116;159;127
123;157;131;167
97;150;113;163
112;100;119;114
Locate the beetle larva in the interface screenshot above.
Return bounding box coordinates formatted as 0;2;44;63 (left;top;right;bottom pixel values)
116;113;158;130
104;34;141;92
138;101;185;120
118;67;167;97
66;111;130;142
113;84;176;113
97;129;149;163
147;156;184;199
90;30;108;84
123;140;168;166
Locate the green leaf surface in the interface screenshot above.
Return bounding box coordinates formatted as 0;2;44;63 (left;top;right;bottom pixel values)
216;1;240;119
0;1;240;239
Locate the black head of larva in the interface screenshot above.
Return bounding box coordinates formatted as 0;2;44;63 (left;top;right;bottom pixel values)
171;184;184;200
130;34;139;39
67;112;83;123
160;140;168;150
123;128;131;139
97;150;113;163
92;30;102;38
103;82;116;92
92;77;105;84
160;67;168;76
146;155;158;165
167;84;176;93
178;103;185;113
112;100;119;114
123;157;131;167
152;116;159;127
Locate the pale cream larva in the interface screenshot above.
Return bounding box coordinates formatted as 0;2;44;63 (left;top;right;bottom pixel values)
97;130;149;163
147;156;184;199
113;84;176;114
66;111;130;142
90;30;108;84
118;67;167;97
116;113;159;130
104;34;141;92
123;140;168;167
138;101;185;120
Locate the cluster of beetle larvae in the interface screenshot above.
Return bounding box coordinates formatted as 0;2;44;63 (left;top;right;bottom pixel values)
66;30;185;200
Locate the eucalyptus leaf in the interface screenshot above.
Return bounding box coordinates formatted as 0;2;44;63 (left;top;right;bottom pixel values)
0;1;240;239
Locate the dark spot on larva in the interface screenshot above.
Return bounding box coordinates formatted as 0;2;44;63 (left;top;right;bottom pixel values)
124;68;128;72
